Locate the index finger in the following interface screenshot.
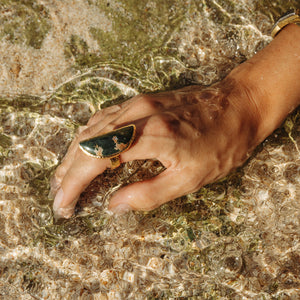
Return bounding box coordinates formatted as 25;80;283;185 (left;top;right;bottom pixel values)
53;152;109;218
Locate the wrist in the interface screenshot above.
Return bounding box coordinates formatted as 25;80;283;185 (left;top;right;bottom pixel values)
226;23;300;144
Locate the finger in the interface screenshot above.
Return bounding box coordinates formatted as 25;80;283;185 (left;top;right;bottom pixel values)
108;167;193;213
52;93;179;192
120;135;175;168
53;152;110;218
86;87;205;141
87;95;139;127
52;108;128;193
119;112;183;166
50;125;89;194
52;130;172;218
85;93;179;137
87;102;125;126
52;100;135;192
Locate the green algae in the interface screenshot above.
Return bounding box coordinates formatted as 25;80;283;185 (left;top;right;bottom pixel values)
0;0;300;298
0;134;12;148
62;0;192;95
203;0;232;24
0;95;44;113
284;109;300;153
0;134;12;165
64;34;102;67
50;73;130;110
89;0;187;66
0;0;51;49
255;0;300;20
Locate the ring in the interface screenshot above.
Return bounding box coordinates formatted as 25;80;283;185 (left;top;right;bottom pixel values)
79;124;136;169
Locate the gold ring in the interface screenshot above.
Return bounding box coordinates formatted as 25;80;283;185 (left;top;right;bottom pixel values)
79;124;136;169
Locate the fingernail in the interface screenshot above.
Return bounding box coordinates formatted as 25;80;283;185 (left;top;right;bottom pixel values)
48;175;60;199
54;207;74;219
53;188;74;219
77;125;88;134
110;203;132;215
53;188;64;210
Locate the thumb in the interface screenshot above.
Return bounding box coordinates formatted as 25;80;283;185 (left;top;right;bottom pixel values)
108;168;187;214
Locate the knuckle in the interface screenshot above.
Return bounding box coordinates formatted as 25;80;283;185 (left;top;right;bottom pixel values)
87;104;122;126
54;164;67;180
179;168;202;193
188;176;201;192
148;113;180;137
78;126;95;141
87;111;102;125
78;122;118;141
104;122;118;132
76;125;88;135
135;196;161;211
138;95;164;112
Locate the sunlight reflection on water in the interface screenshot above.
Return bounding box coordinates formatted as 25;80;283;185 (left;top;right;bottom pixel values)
0;0;299;299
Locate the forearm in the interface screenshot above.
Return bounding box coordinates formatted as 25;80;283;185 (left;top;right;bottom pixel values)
228;24;300;142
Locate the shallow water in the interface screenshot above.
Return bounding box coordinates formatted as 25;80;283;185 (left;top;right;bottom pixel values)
0;0;299;299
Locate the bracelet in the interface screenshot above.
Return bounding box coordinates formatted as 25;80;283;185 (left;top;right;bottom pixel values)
271;9;300;38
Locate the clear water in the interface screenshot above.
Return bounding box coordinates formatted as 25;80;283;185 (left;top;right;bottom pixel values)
0;0;299;299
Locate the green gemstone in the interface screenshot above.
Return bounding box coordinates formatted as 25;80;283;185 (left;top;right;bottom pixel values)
79;124;136;158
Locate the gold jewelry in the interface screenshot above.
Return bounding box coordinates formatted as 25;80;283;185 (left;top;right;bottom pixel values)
79;124;136;169
271;9;300;38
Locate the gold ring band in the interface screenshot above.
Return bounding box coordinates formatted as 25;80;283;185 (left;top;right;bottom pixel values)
271;9;300;38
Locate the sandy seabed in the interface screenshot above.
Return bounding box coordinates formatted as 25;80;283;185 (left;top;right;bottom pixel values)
0;0;299;299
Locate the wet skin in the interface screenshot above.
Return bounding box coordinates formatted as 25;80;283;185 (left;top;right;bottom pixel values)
51;24;300;218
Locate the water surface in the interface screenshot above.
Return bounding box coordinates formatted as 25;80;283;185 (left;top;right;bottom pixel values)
0;0;299;299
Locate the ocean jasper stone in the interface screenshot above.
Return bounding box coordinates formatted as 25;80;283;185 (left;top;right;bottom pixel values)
79;125;136;158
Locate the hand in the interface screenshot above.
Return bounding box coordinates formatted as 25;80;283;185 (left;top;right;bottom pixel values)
51;79;261;218
51;24;300;218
